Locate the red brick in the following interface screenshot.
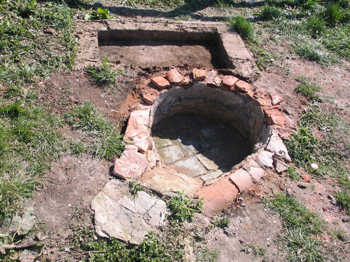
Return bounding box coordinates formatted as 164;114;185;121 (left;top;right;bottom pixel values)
151;76;170;90
196;177;238;216
235;80;254;93
140;88;159;105
265;109;288;127
222;75;239;87
192;68;207;81
167;68;183;84
301;173;311;183
229;169;253;192
270;93;284;105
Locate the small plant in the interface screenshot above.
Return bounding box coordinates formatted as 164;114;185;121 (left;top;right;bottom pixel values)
241;244;266;257
167;193;202;223
287;167;300;181
336;191;350;215
213;216;230;229
295;76;321;101
324;3;343;26
129;181;144;196
305;17;326;38
260;5;282;20
86;58;117;87
85;8;110;20
229;16;254;41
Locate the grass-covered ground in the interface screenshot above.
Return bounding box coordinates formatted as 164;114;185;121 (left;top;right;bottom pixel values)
1;0;350;261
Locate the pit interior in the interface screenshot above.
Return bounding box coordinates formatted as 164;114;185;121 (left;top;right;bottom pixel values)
151;85;265;179
98;30;229;68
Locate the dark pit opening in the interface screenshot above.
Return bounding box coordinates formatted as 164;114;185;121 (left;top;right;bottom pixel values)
98;30;229;68
152;113;250;173
150;85;265;176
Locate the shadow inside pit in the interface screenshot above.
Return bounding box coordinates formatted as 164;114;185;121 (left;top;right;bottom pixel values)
152;113;251;173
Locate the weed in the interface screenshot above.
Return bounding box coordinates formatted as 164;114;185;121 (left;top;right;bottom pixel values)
64;103;124;160
3;85;23;99
295;76;321;101
260;5;282;21
305;17;326;38
287;167;300;181
241;244;266;257
129;181;144;196
213;217;230;229
86;58;117;87
336;191;350;215
248;42;274;70
267;194;324;261
168;193;202;223
229;16;254;41
294;42;323;62
324;3;343;26
85;8;110;20
285;127;317;167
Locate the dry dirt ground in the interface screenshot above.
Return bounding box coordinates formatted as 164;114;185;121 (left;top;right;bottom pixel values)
25;3;350;262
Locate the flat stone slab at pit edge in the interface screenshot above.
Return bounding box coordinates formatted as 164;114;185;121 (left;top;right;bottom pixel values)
91;180;167;244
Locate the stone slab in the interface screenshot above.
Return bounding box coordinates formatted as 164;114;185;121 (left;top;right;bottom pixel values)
196;154;219;171
200;170;224;185
266;131;291;162
140;167;202;198
158;145;185;164
91;180;167;245
196;177;239;216
153;136;173;149
172;156;207;177
229;169;253;192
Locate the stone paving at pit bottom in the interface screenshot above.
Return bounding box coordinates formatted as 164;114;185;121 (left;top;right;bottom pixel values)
152;113;250;185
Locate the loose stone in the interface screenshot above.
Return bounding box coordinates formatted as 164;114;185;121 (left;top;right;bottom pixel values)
167;68;183;84
256;151;274;168
222;75;239;87
192;68;207;81
151;76;170;90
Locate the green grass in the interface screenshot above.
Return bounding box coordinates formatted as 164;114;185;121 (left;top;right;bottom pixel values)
0;0;77;86
229;16;254;41
0;101;65;223
295;76;321;101
267;194;324;262
259;0;350;63
167;193;202;223
64;102;124;160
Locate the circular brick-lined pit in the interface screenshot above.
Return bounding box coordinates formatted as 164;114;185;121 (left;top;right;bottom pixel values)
151;85;264;176
113;68;292;216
